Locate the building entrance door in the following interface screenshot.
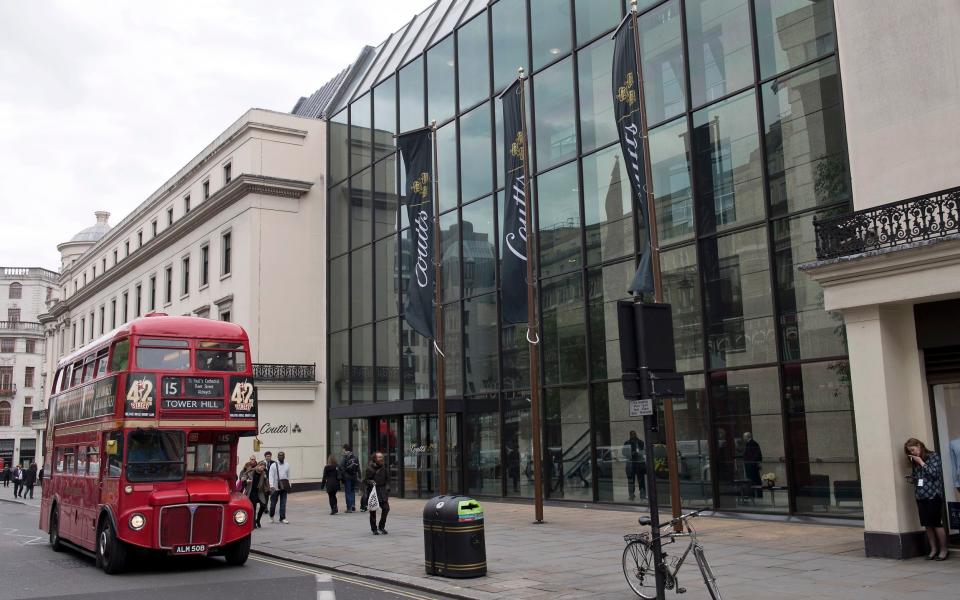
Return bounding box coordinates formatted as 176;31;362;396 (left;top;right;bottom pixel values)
371;417;401;496
932;383;960;544
401;414;460;498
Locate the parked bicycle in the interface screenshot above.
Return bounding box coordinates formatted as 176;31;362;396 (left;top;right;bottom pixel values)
622;509;722;599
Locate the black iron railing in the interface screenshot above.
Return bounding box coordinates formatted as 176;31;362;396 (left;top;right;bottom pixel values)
252;363;315;382
0;384;15;397
814;186;960;260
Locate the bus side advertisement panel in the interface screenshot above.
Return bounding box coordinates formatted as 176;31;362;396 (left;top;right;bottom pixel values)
228;376;257;419
125;374;157;418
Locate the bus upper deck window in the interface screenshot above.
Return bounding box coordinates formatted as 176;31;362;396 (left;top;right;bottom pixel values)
109;339;130;372
135;338;190;371
197;341;247;372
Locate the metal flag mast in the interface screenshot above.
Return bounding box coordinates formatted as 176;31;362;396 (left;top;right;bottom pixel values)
430;120;448;495
629;0;683;531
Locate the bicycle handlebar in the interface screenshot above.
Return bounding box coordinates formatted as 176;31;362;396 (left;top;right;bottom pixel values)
658;509;706;529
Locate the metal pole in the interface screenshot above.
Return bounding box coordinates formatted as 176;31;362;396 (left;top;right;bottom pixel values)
630;0;682;533
430;120;447;496
518;68;544;524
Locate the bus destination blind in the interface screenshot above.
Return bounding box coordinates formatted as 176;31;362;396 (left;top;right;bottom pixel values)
160;376;225;410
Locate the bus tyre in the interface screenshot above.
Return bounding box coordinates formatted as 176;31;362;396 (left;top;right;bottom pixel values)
49;508;63;552
97;519;128;575
223;535;251;566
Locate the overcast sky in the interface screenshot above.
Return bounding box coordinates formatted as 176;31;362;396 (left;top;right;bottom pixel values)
0;0;428;270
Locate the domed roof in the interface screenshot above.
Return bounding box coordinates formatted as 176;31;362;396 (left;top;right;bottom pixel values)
69;211;111;243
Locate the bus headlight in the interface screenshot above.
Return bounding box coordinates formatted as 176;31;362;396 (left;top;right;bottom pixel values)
233;509;248;525
129;513;146;531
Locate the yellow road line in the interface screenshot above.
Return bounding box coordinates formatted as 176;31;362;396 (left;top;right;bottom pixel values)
250;555;437;600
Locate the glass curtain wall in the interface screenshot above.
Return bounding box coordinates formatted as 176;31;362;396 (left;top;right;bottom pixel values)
326;0;857;517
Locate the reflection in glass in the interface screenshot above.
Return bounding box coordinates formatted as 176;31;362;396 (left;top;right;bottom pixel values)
330;331;348;406
330;255;349;331
399;57;425;133
461;196;497;297
692;90;764;234
649;117;694;245
583;145;633;265
375;319;400;402
329;180;350;256
711;367;785;512
428;36;456;124
536;161;580;277
464;293;499;394
674;375;712;505
762;58;849;216
374;154;398;239
755;0;836;79
351;168;372;249
639;0;685;124
437;122;458;213
458;12;490;110
504;391;534;497
459;102;493;202
783;360;859;516
544;386;591;501
465;411;501;495
700;226;775;368
351;246;373;326
577;36;617;155
686;0;755;107
500;321;530;391
492;0;528;93
575;0;621;45
401;319;432;400
443;302;462;397
373;76;396;161
531;0;572;71
351;324;373;403
541;272;587;386
350;93;372;173
660;245;703;372
329;109;349;185
374;235;399;320
587;260;635;380
773;211;847;361
440;210;461;302
533;57;577;170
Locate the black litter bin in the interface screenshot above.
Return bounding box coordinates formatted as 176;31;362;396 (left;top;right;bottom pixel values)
423;495;486;578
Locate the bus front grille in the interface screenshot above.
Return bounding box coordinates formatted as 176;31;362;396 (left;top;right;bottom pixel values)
159;504;224;548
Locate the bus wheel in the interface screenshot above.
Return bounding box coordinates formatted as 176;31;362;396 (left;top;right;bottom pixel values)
97;519;127;575
49;508;63;552
223;535;251;566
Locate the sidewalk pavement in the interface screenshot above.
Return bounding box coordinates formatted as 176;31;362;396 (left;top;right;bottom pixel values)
250;491;960;600
0;486;41;508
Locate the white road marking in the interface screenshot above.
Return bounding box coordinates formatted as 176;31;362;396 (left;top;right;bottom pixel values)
316;592;335;600
251;556;435;599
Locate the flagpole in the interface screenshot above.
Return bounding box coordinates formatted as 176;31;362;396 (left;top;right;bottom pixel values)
516;68;544;524
630;0;682;530
430;120;448;495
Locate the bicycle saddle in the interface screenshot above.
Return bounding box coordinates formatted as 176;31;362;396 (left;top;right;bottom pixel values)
638;516;651;526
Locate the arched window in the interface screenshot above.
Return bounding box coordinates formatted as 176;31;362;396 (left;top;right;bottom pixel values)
0;401;10;426
8;283;21;299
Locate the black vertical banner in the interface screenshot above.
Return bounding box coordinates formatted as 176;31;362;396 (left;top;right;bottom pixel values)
397;128;436;340
613;16;655;296
499;78;529;324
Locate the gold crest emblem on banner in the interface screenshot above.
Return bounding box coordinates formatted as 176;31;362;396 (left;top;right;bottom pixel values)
617;72;637;106
510;131;526;161
411;172;430;198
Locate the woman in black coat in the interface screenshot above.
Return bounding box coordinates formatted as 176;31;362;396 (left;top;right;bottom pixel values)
321;455;341;515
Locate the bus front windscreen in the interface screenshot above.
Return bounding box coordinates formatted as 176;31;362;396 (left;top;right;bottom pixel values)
126;429;185;482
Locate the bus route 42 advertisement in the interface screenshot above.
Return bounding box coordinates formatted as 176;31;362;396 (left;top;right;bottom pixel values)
228;375;257;419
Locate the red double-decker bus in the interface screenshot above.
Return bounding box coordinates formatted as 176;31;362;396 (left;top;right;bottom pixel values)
40;313;257;573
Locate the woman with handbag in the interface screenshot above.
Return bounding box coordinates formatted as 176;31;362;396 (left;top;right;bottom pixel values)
241;461;270;528
905;438;948;560
321;454;342;515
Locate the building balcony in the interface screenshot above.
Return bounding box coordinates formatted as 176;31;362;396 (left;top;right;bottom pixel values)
0;267;59;282
252;363;316;382
0;321;43;333
814;186;960;260
0;384;15;397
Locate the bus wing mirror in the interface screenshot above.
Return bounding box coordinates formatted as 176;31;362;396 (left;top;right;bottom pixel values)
106;439;118;456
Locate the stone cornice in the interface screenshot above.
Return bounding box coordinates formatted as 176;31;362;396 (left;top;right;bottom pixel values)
801;234;960;287
58;174;313;312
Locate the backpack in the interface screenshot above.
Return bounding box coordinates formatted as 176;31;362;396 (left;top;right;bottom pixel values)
345;454;360;477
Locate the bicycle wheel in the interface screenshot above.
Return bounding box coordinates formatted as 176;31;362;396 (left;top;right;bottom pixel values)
693;545;723;600
622;540;658;599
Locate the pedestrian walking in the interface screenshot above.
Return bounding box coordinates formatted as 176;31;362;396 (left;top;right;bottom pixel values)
905;438;949;560
268;451;291;524
240;460;269;528
2;465;10;487
364;452;390;535
38;466;44;488
340;444;360;512
12;465;23;498
23;463;37;499
321;455;341;515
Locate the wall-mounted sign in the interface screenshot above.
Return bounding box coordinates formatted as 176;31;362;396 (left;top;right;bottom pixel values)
258;422;303;435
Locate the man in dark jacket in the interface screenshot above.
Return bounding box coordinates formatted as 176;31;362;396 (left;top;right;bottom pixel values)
23;464;37;499
623;431;646;501
1;465;9;487
364;452;390;535
340;444;360;513
12;465;23;498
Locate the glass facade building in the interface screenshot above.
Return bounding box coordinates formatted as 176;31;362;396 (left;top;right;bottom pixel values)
323;0;860;517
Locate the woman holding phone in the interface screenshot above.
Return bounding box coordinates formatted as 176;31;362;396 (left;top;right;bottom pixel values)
905;438;948;560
